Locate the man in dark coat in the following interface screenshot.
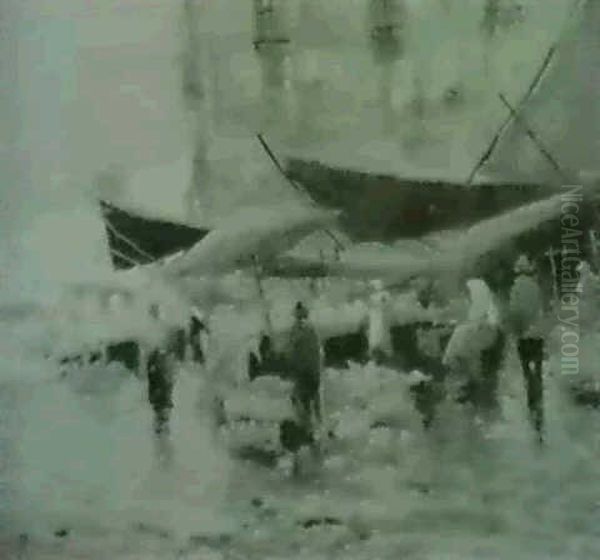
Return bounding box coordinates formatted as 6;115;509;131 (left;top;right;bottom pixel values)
509;255;546;442
287;302;322;430
146;304;175;464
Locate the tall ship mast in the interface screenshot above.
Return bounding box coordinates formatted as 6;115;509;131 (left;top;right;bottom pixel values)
181;0;211;223
368;0;405;131
253;0;291;132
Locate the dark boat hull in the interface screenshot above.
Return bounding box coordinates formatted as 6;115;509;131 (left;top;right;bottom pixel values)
100;200;210;269
285;159;599;298
286;158;548;242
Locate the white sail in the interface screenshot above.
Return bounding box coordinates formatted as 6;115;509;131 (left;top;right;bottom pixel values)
484;0;600;184
274;0;574;182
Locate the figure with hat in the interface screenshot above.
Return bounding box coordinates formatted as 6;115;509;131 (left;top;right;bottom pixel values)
509;254;546;442
286;301;322;435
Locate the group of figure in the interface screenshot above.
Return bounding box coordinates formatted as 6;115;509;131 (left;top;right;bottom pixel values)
440;255;547;440
142;251;595;470
250;253;553;456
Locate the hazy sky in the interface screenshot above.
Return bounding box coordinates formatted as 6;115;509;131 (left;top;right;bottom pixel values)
13;0;574;184
4;1;576;187
1;0;590;292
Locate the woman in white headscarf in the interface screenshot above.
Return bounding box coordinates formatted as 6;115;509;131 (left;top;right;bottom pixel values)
443;278;505;413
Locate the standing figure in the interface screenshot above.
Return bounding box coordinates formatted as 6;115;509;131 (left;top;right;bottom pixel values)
146;304;175;465
189;308;208;364
147;347;174;437
443;278;504;416
509;255;545;441
287;302;322;432
368;280;393;364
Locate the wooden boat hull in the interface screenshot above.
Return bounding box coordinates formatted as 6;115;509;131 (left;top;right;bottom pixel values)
100;200;210;269
286;158;548;242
